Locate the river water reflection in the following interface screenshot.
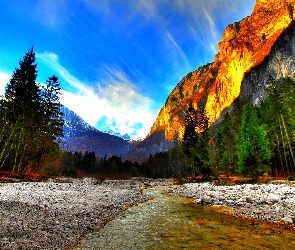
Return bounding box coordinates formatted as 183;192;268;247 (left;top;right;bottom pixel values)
75;186;295;249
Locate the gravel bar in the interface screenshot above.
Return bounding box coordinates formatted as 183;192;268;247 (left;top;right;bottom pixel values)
168;182;295;226
0;178;157;249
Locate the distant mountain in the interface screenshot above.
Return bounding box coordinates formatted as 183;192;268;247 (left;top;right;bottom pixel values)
61;106;136;158
105;130;131;141
123;129;175;163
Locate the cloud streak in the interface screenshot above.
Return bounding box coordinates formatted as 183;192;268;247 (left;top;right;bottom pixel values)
165;31;190;70
80;0;255;72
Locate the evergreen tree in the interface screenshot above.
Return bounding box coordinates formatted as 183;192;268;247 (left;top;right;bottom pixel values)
0;47;64;171
40;75;64;137
213;100;243;175
238;102;271;178
214;112;236;175
182;105;198;158
181;106;212;178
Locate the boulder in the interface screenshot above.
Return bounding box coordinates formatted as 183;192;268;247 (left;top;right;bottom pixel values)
281;217;294;224
267;194;280;203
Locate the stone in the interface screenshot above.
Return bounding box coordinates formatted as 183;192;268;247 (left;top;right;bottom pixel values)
226;200;235;206
267;194;280;203
245;203;252;208
170;181;295;226
195;198;203;204
281;217;294;224
0;179;148;249
202;196;213;204
246;197;253;203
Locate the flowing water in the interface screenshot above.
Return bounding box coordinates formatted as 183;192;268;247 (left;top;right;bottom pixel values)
74;187;295;249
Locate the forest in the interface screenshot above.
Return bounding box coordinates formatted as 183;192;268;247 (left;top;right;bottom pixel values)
1;48;295;181
124;77;295;180
146;77;295;180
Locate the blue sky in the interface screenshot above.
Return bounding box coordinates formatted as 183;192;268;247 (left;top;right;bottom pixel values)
0;0;255;139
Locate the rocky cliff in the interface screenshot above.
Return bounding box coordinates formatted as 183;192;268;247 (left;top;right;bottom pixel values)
150;0;295;140
124;0;295;162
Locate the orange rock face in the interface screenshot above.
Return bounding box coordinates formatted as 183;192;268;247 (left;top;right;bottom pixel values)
149;0;295;141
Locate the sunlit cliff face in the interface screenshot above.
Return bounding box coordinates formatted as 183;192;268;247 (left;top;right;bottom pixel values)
150;0;295;140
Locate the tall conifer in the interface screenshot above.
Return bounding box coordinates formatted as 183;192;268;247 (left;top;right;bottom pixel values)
181;106;211;178
0;47;64;171
238;102;270;178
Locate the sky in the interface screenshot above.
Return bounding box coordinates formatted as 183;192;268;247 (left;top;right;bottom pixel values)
0;0;256;139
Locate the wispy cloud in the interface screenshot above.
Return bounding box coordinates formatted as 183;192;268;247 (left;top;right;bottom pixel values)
81;0;252;66
32;0;68;28
165;31;190;70
203;9;219;54
37;51;157;139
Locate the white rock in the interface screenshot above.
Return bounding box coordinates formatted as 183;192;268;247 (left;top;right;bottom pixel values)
238;196;247;203
226;200;235;206
281;217;294;224
202;195;212;204
267;194;280;203
195;198;203;204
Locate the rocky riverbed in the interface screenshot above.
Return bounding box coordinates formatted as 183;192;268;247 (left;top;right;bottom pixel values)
2;178;294;249
0;178;172;249
168;182;295;226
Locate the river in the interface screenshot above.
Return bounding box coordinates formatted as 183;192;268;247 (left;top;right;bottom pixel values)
74;186;295;249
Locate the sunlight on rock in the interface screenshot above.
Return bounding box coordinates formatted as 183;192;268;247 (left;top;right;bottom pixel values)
150;0;295;141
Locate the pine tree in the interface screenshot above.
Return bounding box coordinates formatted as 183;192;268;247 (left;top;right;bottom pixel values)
182;106;198;157
214;112;236;175
0;48;64;171
181;106;212;178
40;75;64;138
238;102;271;179
213;100;243;175
5;47;40;119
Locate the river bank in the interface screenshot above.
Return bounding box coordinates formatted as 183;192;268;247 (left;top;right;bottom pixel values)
168;181;295;227
0;178;173;249
75;185;295;249
1;178;295;249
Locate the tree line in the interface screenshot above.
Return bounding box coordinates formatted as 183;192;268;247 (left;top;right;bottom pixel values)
178;77;295;179
60;152;140;177
140;77;295;180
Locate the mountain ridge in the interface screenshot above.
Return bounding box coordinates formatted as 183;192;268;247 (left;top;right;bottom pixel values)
61;106;138;158
149;0;295;141
123;0;295;162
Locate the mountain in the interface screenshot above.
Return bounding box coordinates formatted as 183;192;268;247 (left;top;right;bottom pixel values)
105;130;131;141
61;106;136;158
123;129;175;163
124;0;295;162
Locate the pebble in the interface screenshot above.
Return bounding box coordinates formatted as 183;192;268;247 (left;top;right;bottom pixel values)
0;178;173;249
168;182;295;225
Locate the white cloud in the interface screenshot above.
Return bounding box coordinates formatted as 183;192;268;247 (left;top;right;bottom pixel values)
0;72;11;96
37;51;157;139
